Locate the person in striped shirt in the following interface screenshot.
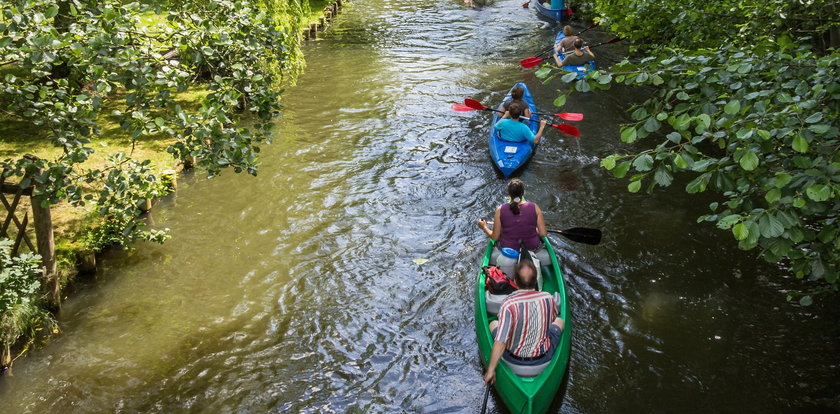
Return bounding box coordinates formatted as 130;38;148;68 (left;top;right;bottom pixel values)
484;260;564;384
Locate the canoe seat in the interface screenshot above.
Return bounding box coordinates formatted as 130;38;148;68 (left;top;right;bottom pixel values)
503;359;550;377
485;291;510;315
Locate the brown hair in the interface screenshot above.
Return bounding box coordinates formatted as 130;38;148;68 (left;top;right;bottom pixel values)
514;260;538;289
563;25;573;36
507;178;525;215
574;38;583;49
511;85;524;101
508;102;523;121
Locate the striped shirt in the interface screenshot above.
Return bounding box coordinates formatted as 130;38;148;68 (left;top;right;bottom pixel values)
495;290;557;358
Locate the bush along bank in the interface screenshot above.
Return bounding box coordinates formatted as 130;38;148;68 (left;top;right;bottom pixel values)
0;0;328;372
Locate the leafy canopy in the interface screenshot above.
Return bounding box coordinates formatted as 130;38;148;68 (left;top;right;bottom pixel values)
539;0;840;301
0;0;306;248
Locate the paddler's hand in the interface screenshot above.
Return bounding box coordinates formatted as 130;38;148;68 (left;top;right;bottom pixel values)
484;369;496;385
540;120;547;128
477;218;488;230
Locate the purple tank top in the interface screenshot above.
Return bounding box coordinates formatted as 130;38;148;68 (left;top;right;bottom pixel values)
498;202;541;250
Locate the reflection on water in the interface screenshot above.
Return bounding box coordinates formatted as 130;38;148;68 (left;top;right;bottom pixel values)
2;0;839;412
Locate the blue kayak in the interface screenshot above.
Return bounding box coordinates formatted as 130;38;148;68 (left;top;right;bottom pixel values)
531;0;572;22
489;83;539;178
554;33;596;78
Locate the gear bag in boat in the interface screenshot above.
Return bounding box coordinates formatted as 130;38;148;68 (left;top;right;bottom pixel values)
483;265;517;295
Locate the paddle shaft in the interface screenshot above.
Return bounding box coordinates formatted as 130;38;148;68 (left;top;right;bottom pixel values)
485;221;602;245
481;384;490;414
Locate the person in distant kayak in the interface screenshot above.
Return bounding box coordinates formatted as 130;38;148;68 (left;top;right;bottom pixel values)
483;260;564;384
493;103;547;144
555;25;578;54
477;178;551;278
500;85;533;121
560;38;595;67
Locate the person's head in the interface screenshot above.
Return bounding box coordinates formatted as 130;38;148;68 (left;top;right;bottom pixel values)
514;260;538;290
574;38;583;50
563;25;573;36
507;178;525;214
508;102;523;120
510;86;524;101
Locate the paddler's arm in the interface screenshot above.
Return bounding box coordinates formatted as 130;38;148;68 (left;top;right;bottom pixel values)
484;340;507;385
478;208;502;241
535;203;548;237
533;120;548;145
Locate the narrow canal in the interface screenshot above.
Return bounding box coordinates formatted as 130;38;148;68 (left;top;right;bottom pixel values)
2;0;839;412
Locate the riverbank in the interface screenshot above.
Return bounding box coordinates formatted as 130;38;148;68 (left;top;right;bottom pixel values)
0;0;351;371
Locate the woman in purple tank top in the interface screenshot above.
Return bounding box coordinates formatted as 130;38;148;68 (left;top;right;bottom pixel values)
477;179;550;275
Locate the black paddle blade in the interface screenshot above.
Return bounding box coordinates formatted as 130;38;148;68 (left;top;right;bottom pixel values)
549;227;602;245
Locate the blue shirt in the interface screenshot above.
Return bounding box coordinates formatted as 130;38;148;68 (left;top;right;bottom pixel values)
495;118;536;143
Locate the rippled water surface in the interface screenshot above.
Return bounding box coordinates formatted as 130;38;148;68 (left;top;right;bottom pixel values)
3;0;839;412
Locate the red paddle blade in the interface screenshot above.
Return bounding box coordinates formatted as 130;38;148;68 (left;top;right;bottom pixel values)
602;37;624;46
451;103;476;112
521;1;529;7
464;98;487;110
556;112;584;121
520;57;544;68
552;123;581;137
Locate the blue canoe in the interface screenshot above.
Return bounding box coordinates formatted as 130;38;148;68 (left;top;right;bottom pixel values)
554;33;596;78
489;83;539;178
531;0;572;22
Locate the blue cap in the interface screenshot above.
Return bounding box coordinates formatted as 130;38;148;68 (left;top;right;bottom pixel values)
500;247;519;259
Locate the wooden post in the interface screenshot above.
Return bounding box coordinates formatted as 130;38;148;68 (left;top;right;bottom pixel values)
31;194;58;308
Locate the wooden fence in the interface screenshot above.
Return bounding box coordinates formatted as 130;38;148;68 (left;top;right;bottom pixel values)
0;172;59;307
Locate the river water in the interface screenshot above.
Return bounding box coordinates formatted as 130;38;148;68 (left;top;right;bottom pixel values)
3;0;839;412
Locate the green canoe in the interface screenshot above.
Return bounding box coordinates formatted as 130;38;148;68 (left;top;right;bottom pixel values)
475;237;571;414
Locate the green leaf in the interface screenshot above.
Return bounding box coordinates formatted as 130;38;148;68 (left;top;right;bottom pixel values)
627;180;642;193
620;127;637;143
614;161;631;178
673;153;689;169
808;124;830;134
561;72;579;83
765;188;781;203
535;66;552;78
759;213;785;238
654;166;673;187
666;132;682;143
633;154;654;171
553;94;567;107
739;151;759;171
733;222;749;240
716;214;741;229
601;155;617;170
793;197;806;208
805;184;831;202
804;112;823;123
799;296;813;306
686;173;709;193
724;100;741;115
697;114;711;129
643;117;660;132
773;173;792;188
791;135;808;153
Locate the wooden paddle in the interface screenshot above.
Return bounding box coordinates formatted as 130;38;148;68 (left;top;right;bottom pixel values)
520;36;623;69
457;99;581;137
485;221;602;245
